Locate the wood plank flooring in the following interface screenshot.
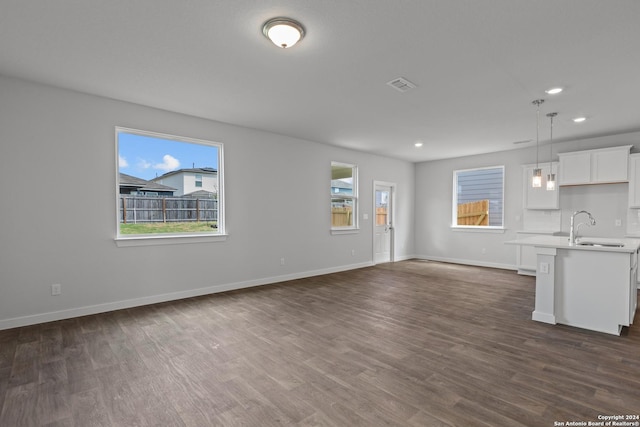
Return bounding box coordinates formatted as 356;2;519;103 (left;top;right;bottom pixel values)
1;259;639;426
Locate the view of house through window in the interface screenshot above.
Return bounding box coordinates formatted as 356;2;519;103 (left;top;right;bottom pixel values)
116;128;223;236
453;166;504;228
331;162;358;229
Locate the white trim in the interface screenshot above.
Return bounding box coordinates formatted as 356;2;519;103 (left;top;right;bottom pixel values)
115;233;228;247
452;164;505;228
450;226;506;234
115;126;225;241
415;254;516;271
0;261;374;331
331;161;358;231
532;311;556;324
373;180;397;264
330;228;359;235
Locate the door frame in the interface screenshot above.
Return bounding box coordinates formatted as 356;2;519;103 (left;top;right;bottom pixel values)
372;180;396;264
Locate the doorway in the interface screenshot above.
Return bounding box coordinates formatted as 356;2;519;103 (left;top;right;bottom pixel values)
373;182;395;264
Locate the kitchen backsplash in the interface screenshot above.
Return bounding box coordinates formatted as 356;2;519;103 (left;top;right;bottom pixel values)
523;183;630;237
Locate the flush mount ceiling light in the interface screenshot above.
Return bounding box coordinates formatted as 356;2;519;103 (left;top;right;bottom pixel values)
262;17;305;48
414;141;423;147
545;87;563;95
573;117;587;123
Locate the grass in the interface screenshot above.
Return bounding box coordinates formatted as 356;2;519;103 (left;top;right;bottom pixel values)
119;221;218;235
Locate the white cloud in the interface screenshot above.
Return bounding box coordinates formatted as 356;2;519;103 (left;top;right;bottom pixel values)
119;155;129;168
137;159;151;169
153;154;180;172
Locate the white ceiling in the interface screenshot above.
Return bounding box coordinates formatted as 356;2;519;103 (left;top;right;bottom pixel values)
1;1;639;163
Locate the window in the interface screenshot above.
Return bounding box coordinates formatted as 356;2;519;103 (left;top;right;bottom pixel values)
452;166;504;228
331;162;358;231
116;127;224;240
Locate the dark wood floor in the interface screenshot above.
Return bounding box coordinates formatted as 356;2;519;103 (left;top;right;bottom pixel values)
1;260;639;426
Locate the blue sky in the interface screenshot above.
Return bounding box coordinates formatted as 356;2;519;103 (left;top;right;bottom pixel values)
118;132;219;180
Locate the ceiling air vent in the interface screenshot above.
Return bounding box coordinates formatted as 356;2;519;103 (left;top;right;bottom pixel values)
386;77;417;93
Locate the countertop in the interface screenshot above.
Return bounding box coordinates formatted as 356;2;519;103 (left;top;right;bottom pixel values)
505;235;640;253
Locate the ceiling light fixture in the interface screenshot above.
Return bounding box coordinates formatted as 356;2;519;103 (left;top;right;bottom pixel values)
532;99;545;188
546;112;558;191
573;117;587;123
262;17;305;48
414;141;423;147
545;87;563;95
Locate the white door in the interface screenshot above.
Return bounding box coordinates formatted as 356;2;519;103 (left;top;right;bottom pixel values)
374;183;393;264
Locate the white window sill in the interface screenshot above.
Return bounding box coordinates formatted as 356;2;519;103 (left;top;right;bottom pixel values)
331;228;360;235
115;233;228;247
450;226;506;234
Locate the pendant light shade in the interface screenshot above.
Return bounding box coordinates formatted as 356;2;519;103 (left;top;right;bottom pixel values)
546;112;558;191
532;99;545;188
532;168;542;188
263;17;305;48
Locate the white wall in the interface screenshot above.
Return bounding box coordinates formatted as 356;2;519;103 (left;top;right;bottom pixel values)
415;131;640;269
0;75;415;329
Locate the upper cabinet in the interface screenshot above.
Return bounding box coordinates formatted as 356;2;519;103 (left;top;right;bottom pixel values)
628;153;640;208
523;163;559;209
558;145;632;186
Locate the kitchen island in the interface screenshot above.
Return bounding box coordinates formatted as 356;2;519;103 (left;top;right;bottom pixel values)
506;236;640;335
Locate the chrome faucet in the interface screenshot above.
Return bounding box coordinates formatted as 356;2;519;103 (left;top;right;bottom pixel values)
569;210;596;245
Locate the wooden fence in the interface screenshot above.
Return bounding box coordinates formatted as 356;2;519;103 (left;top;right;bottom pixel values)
120;196;217;224
457;199;489;226
376;207;388;225
331;207;352;227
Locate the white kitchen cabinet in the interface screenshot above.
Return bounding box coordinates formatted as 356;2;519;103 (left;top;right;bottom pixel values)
558;145;632;186
628;153;640;208
522;163;559;209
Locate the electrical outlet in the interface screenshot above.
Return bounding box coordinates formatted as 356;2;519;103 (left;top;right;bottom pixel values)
351;249;355;256
539;262;549;274
615;219;622;227
280;257;285;266
51;284;61;296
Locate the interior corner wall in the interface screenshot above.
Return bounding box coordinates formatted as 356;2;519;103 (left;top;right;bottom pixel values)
415;131;640;269
0;75;415;329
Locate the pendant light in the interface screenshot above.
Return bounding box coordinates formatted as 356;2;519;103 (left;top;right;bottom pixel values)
546;112;558;191
532;99;545;188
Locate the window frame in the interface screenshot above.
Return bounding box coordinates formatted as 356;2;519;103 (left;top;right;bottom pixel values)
330;161;359;234
114;127;226;246
451;165;505;232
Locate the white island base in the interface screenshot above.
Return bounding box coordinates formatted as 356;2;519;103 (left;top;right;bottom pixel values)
508;236;639;335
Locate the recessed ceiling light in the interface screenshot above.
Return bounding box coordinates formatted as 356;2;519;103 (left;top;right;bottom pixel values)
414;141;423;147
545;87;563;95
262;17;305;48
573;117;587;123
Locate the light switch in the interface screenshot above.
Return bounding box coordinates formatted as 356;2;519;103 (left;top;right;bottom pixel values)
363;213;369;220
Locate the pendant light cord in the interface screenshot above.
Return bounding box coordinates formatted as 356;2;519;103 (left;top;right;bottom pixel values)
549;114;553;169
532;99;545;168
547;112;557;170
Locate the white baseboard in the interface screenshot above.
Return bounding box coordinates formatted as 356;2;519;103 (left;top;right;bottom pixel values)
532;310;556;324
414;254;516;271
0;261;374;331
392;254;416;262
